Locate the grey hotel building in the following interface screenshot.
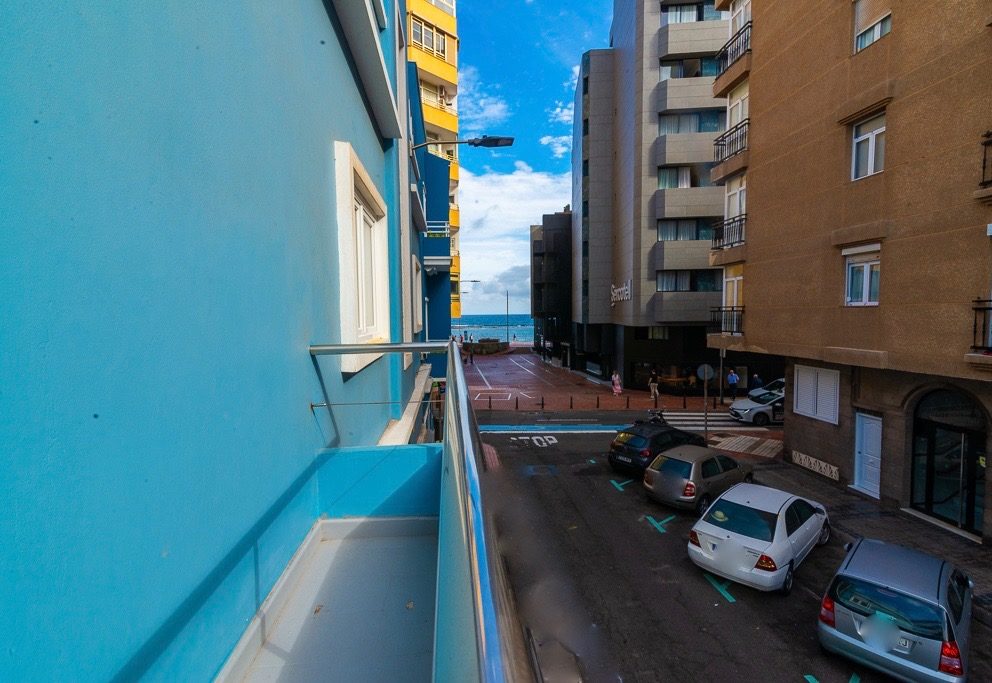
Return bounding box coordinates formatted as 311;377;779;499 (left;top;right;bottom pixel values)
570;0;774;387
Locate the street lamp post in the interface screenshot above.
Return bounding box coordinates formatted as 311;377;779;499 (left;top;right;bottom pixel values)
410;135;515;152
506;290;510;344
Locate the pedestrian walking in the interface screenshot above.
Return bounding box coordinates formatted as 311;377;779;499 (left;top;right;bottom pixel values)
750;373;764;391
727;368;740;400
611;370;622;397
648;368;659;400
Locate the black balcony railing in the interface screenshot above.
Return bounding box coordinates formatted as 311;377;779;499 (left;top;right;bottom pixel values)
714;118;749;163
981;131;992;188
716;21;751;78
972;300;992;351
712;214;746;249
711;306;744;335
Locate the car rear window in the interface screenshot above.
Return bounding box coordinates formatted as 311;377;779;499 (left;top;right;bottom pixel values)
614;432;647;449
649;454;691;478
829;576;945;640
702;499;777;542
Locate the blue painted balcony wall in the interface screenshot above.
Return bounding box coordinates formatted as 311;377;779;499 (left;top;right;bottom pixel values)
0;2;416;680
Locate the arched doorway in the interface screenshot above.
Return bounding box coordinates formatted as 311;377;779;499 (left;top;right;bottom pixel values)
911;390;986;535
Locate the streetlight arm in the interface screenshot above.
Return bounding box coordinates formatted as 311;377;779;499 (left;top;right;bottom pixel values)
411;135;514;152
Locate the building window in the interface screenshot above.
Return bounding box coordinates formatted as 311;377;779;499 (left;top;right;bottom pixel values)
582;159;589;177
657;269;722;292
843;244;881;306
582;76;589;95
794;365;840;424
649;326;670;340
657;218;716;241
659;110;725;135
660;57;719;80
333;141;390;373
852;113;885;179
411;17;450;60
582;118;589;136
727;81;749;127
658;166;714;189
725;173;746;216
853;0;891;52
662;2;726;25
730;0;751;34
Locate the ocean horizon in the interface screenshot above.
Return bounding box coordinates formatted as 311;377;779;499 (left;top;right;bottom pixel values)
452;313;534;343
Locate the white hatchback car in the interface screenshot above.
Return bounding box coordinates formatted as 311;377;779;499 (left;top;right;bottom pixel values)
687;483;830;594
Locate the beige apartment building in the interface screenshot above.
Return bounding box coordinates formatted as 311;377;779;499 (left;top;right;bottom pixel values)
571;1;783;386
707;0;992;541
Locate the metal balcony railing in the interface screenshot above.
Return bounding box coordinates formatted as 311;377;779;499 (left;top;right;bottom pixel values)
972;300;992;351
714;118;749;163
712;214;746;249
981;131;992;188
307;342;531;681
711;306;745;335
716;21;751;77
426;220;450;237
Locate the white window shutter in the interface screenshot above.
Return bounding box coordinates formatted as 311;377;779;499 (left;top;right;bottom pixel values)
815;369;840;424
794;365;817;418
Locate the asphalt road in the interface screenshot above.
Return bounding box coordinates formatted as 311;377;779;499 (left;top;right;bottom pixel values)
482;431;990;683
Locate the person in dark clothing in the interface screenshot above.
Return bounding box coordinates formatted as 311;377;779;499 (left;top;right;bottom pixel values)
750;373;764;391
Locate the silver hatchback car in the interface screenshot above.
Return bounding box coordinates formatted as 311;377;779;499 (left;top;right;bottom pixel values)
642;445;753;515
818;538;974;682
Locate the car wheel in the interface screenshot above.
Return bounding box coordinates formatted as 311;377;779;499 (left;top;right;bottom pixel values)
696;494;711;516
817;521;831;546
780;563;794;596
743;472;754;483
753;413;770;427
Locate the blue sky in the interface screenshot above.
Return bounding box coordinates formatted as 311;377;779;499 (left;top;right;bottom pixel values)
452;1;612;315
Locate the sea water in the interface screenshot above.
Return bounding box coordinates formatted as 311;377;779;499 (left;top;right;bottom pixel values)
451;314;534;343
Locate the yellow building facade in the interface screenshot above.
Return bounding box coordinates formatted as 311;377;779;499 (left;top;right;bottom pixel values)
408;0;461;317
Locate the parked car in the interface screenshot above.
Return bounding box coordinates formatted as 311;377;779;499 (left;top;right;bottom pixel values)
607;422;705;476
643;445;753;515
687;483;829;595
730;390;785;426
749;377;785;399
818;539;973;683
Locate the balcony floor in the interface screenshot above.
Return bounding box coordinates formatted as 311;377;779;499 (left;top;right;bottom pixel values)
241;518;438;683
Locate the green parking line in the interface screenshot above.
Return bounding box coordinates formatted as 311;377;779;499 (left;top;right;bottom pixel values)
646;514;676;533
610;479;634;491
804;675;860;683
703;572;736;603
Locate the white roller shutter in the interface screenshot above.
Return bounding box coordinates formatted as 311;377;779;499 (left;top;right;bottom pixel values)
794;365;840;424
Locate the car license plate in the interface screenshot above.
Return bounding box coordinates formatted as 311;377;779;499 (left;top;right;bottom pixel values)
617;456;631;463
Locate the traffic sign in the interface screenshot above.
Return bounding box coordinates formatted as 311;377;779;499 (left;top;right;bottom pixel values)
697;364;715;381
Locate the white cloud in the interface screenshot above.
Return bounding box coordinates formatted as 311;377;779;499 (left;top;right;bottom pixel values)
548;100;574;125
564;64;580;90
458;65;510;134
456;163;571;314
539;135;571;159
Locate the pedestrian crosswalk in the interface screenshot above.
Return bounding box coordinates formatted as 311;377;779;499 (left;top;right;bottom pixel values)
656;411;754;431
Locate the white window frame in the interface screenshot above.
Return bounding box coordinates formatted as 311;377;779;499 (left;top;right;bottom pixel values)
851;113;885;180
794;365;840;425
855;13;891;52
412;256;423;333
726;173;746;217
333;141;390;373
730;0;751;34
843;244;881;306
727;82;749;127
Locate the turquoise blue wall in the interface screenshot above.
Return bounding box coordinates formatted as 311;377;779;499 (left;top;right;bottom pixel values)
0;2;417;680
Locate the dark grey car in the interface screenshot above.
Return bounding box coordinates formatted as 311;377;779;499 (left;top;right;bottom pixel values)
642;445;753;515
818;538;973;682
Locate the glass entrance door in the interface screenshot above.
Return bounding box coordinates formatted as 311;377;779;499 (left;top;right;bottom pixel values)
912;419;985;534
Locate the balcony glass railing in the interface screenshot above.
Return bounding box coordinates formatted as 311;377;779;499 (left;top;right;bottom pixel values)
425;0;455;16
714;118;749;163
712;214;746;249
716;21;751;77
421;91;458;114
710;306;744;335
972;300;992;352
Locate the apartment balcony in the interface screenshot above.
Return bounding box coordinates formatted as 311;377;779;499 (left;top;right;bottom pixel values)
423;100;458;134
653;290;722;323
710;306;745;335
711;214;746;250
713;22;751;98
657;19;728;59
650;239;713;272
654;132;720;166
714;0;732;10
450;159;459;182
656;77;724;114
422;221;452;270
449;204;460;228
966;300;992;369
654;185;724;220
711;118;749;183
409;47;458;88
208;344;536;681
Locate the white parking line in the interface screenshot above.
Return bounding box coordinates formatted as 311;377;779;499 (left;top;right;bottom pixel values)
474;363;493;389
509;358;555;385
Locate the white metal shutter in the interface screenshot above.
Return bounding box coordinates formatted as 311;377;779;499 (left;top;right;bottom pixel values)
794;365;817;418
815;368;840;424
